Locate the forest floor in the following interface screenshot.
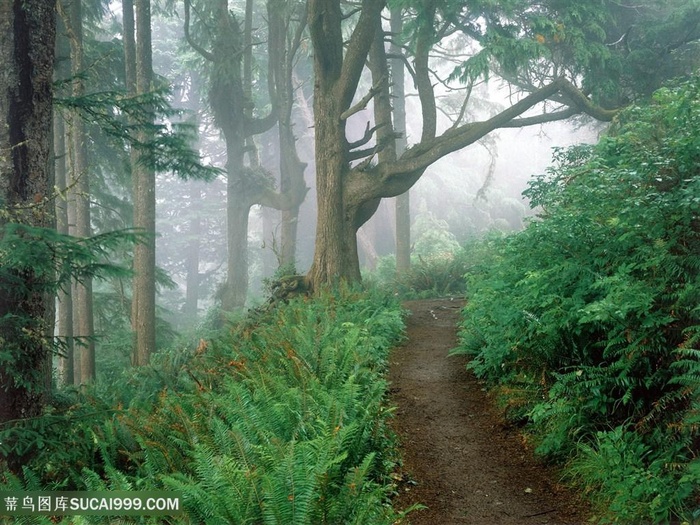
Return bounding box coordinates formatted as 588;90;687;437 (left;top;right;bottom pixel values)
389;298;591;525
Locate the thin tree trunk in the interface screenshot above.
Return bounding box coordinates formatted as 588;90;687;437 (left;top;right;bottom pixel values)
183;184;202;320
268;0;307;269
54;104;74;386
54;15;74;386
390;7;410;274
123;0;140;359
132;0;156;365
66;0;95;383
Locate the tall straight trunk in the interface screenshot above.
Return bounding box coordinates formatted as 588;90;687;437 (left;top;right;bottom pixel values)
183;184;202;320
54;15;74;386
67;0;95;382
0;0;56;434
132;0;156;365
64;0;79;381
54;105;75;386
308;82;361;284
123;0;139;355
390;7;410;274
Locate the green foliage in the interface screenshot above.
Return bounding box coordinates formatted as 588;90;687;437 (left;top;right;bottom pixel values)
367;236;500;299
1;289;410;524
454;76;700;522
0;222;141;454
58;88;221;181
567;426;700;523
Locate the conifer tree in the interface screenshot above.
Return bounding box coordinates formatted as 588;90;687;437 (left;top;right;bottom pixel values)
0;0;56;430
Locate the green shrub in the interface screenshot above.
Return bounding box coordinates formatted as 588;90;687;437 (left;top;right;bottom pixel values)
367;238;500;299
1;288;409;524
453;76;700;522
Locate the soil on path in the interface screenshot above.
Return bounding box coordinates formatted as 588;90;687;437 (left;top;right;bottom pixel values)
389;298;589;525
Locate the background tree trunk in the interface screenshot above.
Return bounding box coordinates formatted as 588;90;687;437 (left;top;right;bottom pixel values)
131;0;156;365
54;15;74;386
222;186;251;310
66;0;96;382
0;0;56;430
268;0;308;269
390;7;410;275
183;184;202;320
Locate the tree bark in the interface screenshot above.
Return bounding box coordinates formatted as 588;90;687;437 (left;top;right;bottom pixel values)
64;0;96;382
306;0;384;288
390;7;410;275
0;0;56;436
54;13;74;386
131;0;156;365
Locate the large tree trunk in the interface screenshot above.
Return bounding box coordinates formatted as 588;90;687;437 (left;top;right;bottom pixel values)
131;0;156;365
306;0;383;288
222;162;252;310
307;87;361;285
0;0;56;434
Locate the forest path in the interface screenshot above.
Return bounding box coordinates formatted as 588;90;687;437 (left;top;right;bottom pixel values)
389;298;589;525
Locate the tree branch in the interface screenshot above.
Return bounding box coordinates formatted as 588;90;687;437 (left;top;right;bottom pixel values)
340;76;385;120
183;0;215;62
336;0;386;108
347;121;386;149
500;106;578;127
558;79;619;121
245;109;278;136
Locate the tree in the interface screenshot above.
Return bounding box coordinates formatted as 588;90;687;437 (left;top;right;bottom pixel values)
54;11;75;386
129;0;157;366
389;5;410;275
267;0;309;268
0;0;56;426
304;0;698;289
59;0;97;382
183;0;307;311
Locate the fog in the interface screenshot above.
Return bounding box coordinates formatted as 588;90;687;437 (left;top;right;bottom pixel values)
146;5;608;319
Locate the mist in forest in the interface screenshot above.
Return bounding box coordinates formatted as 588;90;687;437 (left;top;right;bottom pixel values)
148;6;604;314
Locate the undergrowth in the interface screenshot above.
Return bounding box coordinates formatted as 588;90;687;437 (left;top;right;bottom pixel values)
0;287;411;524
366;240;497;299
453;76;700;523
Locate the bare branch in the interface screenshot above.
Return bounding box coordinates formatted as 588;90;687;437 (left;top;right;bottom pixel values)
183;0;214;62
500;107;578;127
347;121;386;149
340;75;386;120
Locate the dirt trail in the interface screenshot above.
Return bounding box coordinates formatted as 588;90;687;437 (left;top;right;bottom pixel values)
389;298;589;525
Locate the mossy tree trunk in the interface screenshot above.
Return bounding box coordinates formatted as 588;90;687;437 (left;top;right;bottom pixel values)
184;0;306;311
0;0;56;432
304;1;617;291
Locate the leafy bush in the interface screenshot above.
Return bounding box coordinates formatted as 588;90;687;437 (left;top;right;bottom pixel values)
367;238;500;299
453;76;700;522
1;287;410;524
